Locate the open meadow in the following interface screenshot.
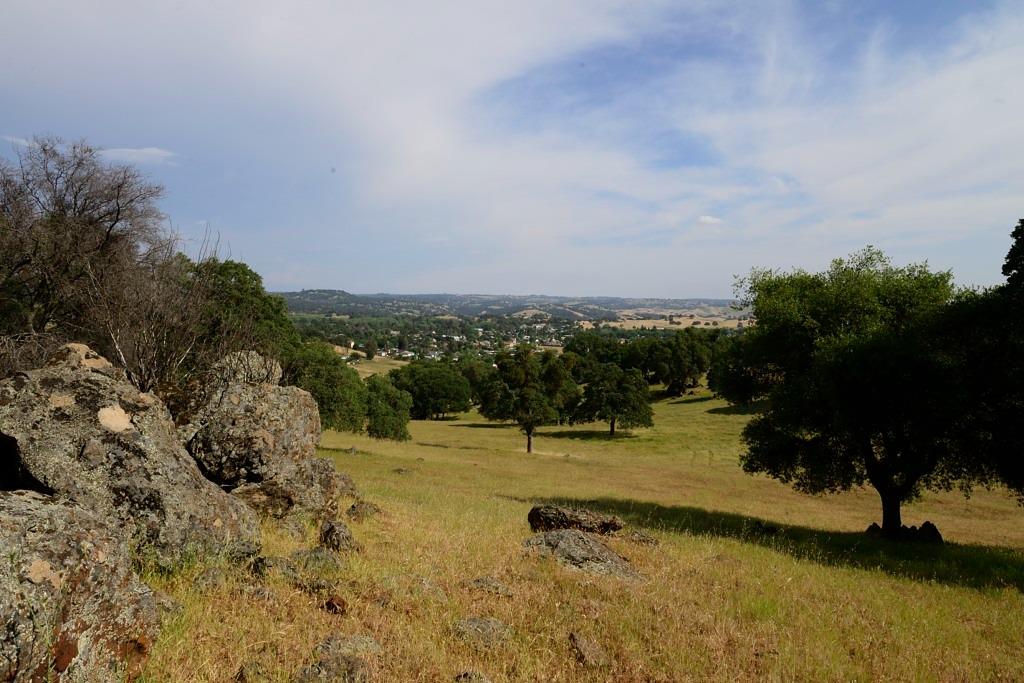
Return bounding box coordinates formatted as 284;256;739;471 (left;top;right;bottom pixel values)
142;390;1024;682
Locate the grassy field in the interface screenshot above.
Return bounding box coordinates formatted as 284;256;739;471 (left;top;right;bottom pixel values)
143;390;1024;682
351;356;410;379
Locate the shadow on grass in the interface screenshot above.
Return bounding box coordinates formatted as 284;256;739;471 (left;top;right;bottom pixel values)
451;422;515;429
669;395;715;405
534;496;1024;592
542;430;637;441
707;403;760;416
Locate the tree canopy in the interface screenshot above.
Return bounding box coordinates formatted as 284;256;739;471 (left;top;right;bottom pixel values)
365;374;413;441
576;362;653;436
389;360;472;420
479;345;568;453
709;247;989;535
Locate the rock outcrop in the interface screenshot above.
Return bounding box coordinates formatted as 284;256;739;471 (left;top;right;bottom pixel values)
524;529;639;580
0;490;160;682
0;344;259;564
527;505;624;535
183;353;353;521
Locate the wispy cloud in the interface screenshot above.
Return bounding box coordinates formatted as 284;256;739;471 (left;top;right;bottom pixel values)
1;1;1020;295
100;147;177;165
2;135;31;147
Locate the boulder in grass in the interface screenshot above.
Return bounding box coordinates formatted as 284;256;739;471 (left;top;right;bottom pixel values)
527;505;623;534
524;529;639;580
0;344;259;565
183;352;357;522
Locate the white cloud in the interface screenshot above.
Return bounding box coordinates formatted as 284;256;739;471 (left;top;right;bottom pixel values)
1;135;31;147
1;1;1020;295
100;147;177;165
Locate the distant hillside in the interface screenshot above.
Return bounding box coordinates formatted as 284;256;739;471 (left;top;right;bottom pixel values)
276;289;737;320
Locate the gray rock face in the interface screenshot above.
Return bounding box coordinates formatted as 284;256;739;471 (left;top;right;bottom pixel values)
524;530;639;580
0;344;259;564
184;353;355;521
0;490;160;682
527;505;624;534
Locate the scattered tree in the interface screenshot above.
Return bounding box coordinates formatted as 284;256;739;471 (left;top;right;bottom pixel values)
479;345;565;453
576;363;653;436
365;374;412;441
710;247;988;536
390;361;472;419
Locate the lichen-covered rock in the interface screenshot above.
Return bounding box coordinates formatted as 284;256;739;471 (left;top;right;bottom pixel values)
524;529;639;580
0;345;259;565
183;353;355;521
527;505;623;534
0;490;160;682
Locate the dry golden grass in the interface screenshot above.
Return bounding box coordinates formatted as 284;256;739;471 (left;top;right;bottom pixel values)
351;356;410;379
142;391;1024;682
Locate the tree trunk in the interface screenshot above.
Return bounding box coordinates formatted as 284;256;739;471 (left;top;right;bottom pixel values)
526;430;533;453
609;417;616;437
879;489;903;536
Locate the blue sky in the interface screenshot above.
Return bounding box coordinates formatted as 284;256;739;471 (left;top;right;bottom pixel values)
2;1;1021;297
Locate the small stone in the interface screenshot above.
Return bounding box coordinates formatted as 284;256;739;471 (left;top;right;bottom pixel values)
196;567;228;590
311;633;381;659
624;530;659;546
454;617;510;647
242;585;276;602
323;595;348;615
454;672;492;683
345;501;382;522
569;632;611;668
411;576;447;601
291;547;345;574
294;654;369;683
466;576;512;597
319;519;361;553
392;468;410;475
234;661;269;682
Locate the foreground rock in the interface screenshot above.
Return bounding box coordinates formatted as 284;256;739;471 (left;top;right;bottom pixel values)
524;530;639;580
527;505;624;534
183;352;355;521
0;344;259;564
0;490;160;682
